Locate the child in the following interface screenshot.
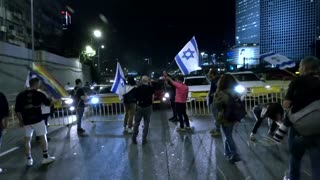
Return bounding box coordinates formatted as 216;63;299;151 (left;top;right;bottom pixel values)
249;103;284;141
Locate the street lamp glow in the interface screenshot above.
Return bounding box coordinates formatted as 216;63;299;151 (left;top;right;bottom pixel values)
101;45;105;49
85;45;96;57
93;30;102;38
201;52;205;56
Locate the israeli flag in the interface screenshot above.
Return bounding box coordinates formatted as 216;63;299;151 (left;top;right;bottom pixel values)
175;36;202;75
111;62;126;99
260;52;296;70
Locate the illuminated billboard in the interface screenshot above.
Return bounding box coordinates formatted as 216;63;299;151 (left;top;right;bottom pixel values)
231;46;260;66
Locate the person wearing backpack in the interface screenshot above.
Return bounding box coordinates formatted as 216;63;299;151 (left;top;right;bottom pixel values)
213;74;245;163
274;56;320;180
123;76;137;133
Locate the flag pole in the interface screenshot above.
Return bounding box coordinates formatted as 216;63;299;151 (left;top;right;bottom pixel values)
282;69;297;77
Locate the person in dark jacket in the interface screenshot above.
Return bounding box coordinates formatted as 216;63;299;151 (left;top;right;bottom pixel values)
123;76;137;133
207;69;221;137
163;71;177;121
132;76;154;145
249;103;284;141
274;56;320;180
0;92;9;174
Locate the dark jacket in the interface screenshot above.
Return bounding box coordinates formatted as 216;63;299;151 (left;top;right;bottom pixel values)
208;76;220;105
123;85;137;104
135;84;154;107
0;92;9;130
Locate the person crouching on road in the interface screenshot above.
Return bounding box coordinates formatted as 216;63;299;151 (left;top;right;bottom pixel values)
213;74;241;163
132;76;155;145
0;92;9;173
249;103;284;141
123;76;137;133
164;73;190;132
15;78;56;166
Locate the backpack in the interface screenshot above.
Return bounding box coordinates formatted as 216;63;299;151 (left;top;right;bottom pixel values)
223;92;246;122
289;99;320;136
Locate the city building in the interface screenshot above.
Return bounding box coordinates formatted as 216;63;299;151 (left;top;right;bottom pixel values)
0;0;70;55
233;0;260;68
260;0;320;61
235;0;260;45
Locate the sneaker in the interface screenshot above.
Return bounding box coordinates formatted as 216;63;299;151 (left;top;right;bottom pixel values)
42;156;56;165
228;156;241;163
177;127;185;132
127;128;133;134
0;168;3;174
210;130;221;137
249;133;256;141
26;158;34;166
283;176;290;180
132;138;137;144
185;127;192;131
77;128;85;133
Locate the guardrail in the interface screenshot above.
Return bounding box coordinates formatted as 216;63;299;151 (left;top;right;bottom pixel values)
5;91;287;128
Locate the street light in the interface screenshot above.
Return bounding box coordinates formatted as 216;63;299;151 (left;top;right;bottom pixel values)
201;52;205;56
101;45;105;49
93;30;102;38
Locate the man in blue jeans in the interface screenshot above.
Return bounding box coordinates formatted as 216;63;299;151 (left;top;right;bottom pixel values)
0;92;9;173
279;56;320;180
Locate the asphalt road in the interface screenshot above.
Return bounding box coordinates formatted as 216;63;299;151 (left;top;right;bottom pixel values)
0;109;313;180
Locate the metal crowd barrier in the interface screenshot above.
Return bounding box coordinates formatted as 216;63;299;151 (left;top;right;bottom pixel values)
5;91;287;127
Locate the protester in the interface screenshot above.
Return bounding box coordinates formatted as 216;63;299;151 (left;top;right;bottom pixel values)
15;78;55;166
213;74;242;163
73;79;87;134
273;56;320;180
165;73;190;132
207;69;221;137
249;103;284;141
0;92;9;173
163;71;177;122
123;76;137;133
132;76;154;145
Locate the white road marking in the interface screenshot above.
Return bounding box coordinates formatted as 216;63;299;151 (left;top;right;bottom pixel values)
0;147;19;157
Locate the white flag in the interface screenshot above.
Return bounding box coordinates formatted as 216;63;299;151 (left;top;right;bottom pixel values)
260;52;296;70
175;36;202;75
111;62;126;99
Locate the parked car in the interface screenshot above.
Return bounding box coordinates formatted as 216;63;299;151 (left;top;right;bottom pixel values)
228;71;281;95
183;76;210;99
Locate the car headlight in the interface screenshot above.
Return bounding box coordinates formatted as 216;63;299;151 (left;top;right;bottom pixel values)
90;97;99;104
164;92;170;98
235;85;245;93
162;97;167;101
64;98;73;105
265;85;271;89
69;106;75;111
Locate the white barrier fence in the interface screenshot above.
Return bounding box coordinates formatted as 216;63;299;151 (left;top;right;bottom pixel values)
6;91;287;127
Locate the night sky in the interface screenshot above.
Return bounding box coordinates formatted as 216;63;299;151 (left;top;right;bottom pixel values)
65;0;235;70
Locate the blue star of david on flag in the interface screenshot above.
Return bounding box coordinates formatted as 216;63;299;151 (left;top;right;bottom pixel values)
111;62;126;99
175;36;202;75
182;48;195;60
